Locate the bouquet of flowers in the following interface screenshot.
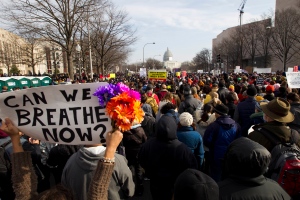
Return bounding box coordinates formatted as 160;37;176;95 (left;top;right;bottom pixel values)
93;82;144;132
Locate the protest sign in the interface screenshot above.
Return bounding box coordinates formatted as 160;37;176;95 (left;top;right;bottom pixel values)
286;72;300;88
109;73;115;79
148;70;167;81
256;77;264;85
0;83;112;145
253;67;272;73
175;72;180;77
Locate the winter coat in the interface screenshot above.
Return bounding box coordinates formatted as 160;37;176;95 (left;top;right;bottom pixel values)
178;95;202;114
218;87;230;104
248;121;300;152
61;147;135;200
177;126;205;168
234;97;256;136
138;115;198;200
219;137;290;200
203;115;241;182
141;113;156;139
288;102;300;133
225;102;236;119
123;126;147;166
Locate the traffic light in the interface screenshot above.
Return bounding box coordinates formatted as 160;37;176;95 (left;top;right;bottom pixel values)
217;54;221;63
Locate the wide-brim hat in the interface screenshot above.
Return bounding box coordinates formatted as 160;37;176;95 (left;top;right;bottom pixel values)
260;97;294;123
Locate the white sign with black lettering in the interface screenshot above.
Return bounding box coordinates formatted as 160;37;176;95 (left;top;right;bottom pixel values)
0;83;112;144
286;72;300;88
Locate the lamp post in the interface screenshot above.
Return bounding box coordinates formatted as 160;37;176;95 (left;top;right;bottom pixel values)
76;43;81;80
143;42;155;67
152;54;161;69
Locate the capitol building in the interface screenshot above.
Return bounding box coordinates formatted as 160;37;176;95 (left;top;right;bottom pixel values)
163;48;181;71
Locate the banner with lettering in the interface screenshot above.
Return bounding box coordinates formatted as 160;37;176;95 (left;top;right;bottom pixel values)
0;83;112;144
286;72;300;88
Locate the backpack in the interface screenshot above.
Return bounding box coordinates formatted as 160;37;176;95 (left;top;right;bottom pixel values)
256;127;300;198
146;95;158;116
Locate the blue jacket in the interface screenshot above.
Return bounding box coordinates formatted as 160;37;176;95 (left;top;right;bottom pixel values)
177;126;205;168
203;115;241;181
234;97;256;136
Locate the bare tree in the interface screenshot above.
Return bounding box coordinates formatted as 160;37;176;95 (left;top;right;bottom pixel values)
242;21;260;67
270;8;300;72
193;48;212;72
18;32;46;75
145;58;163;70
89;4;137;75
1;0;107;80
254;16;273;68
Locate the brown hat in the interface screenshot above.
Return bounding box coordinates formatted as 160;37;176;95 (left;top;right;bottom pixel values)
261;98;294;123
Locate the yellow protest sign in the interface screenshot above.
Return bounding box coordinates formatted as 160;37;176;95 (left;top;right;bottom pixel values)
109;73;115;79
148;70;167;81
176;72;180;77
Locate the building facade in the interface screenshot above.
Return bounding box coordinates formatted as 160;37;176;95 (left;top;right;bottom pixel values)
163;48;181;71
212;0;300;73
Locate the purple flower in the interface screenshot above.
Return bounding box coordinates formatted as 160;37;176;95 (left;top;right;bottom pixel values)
115;82;130;94
93;84;116;106
129;90;141;100
94;82;139;106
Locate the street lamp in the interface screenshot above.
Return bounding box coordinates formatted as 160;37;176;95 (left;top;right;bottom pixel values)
143;42;155;67
76;43;81;80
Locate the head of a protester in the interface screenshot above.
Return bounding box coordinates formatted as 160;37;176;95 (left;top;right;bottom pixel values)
214;103;229;117
179;112;193;127
218;80;226;88
37;184;73;200
211;83;218;93
265;85;274;94
142;103;153;116
226;92;235;103
156;114;178;142
203;85;212;94
228;85;234;92
174;169;219;200
223;137;271;178
183;84;192;96
246;85;257;97
191;87;198;95
261;97;294;123
255;99;269;113
146;84;154;93
287;92;300;103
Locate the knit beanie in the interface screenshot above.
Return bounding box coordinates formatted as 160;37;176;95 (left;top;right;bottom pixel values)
246;85;257;97
179;112;193;126
214;104;229;116
266;85;274;92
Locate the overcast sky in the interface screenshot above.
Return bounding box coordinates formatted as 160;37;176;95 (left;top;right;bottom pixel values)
111;0;276;64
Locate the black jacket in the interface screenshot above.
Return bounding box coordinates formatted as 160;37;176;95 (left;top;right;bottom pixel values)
123;126;147;166
138;115;198;200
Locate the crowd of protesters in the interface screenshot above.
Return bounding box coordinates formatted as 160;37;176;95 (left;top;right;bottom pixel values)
0;70;299;200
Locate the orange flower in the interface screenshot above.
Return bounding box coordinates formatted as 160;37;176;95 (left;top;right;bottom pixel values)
105;92;144;131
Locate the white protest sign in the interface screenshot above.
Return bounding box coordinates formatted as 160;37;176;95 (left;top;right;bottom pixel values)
286;72;300;88
253;67;272;73
0;82;112;145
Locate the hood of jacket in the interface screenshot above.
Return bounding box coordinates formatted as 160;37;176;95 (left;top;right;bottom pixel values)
216;115;236;130
156;115;178;141
174;169;219;200
75;147;105;171
224;137;270;178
